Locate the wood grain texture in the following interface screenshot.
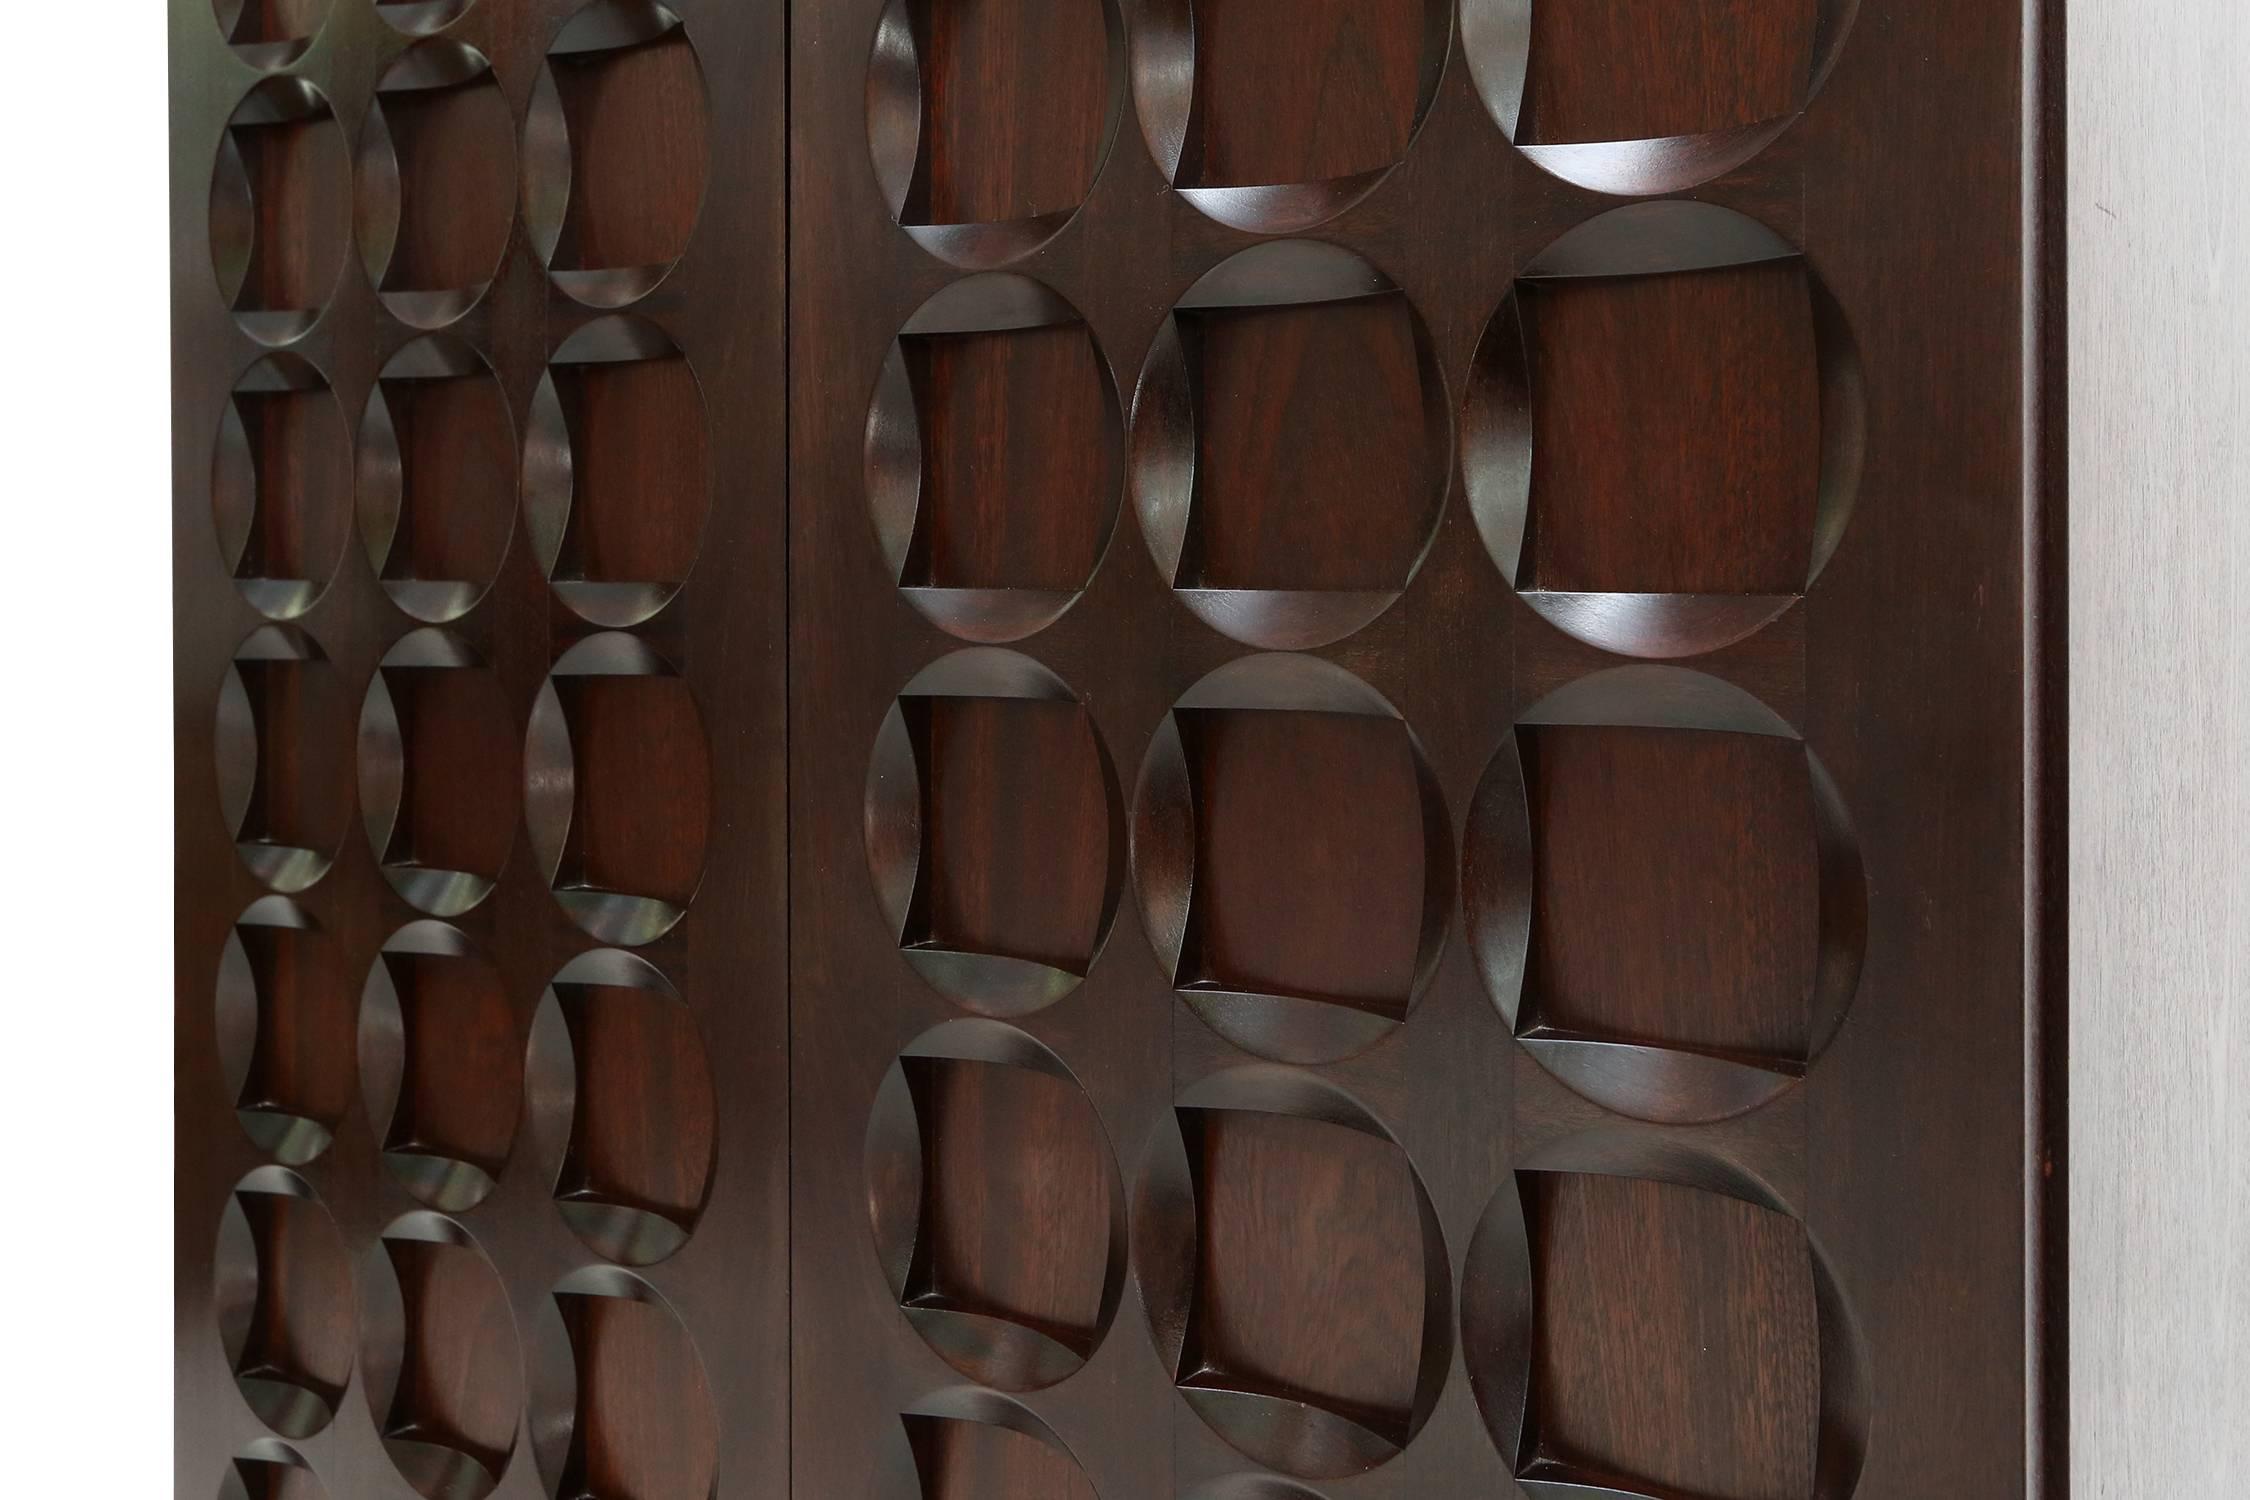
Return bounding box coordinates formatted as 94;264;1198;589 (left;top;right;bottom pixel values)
2069;0;2250;1491
914;0;1110;224
1522;0;1817;143
1187;0;1425;186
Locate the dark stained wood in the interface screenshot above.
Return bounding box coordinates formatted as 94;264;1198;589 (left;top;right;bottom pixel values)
912;0;1110;225
907;1415;1099;1500
1522;0;1819;143
177;0;2060;1493
175;0;787;1495
911;324;1114;592
1184;294;1436;592
1186;1108;1426;1426
911;1055;1113;1335
1186;0;1427;187
1526;1172;1820;1500
921;696;1111;971
1523;723;1819;1059
1524;263;1821;595
385;949;519;1174
1184;707;1426;1009
555;673;712;908
550;352;709;588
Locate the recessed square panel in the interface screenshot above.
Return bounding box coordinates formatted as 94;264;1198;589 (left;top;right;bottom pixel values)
1184;294;1437;593
380;948;519;1195
1523;1172;1819;1500
919;696;1111;973
556;980;716;1242
554;1290;718;1500
1522;0;1818;144
908;324;1115;593
1184;0;1428;188
542;668;713;934
376;1234;520;1496
549;352;710;596
911;0;1110;226
1180;707;1426;1012
1521;723;1819;1061
1524;262;1821;597
906;1414;1097;1500
1182;1108;1427;1443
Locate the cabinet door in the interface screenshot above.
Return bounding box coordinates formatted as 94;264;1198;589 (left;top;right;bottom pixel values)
171;3;787;1497
790;2;2056;1498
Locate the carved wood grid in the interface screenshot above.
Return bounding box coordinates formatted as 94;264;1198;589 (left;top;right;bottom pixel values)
172;0;2038;1498
793;1;2031;1499
173;0;785;1497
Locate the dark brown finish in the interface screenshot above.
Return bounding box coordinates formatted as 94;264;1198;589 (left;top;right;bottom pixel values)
175;0;786;1496
179;0;2060;1495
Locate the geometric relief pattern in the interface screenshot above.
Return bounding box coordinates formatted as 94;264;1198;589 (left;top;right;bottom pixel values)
180;1;772;1495
809;0;1879;1492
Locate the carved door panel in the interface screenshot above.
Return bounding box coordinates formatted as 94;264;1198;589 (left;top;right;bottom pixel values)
790;2;2052;1499
175;0;2055;1497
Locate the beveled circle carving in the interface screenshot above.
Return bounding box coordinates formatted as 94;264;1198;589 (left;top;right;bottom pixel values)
872;1387;1099;1498
864;1018;1129;1391
1130;654;1452;1064
219;1440;329;1500
1130;241;1451;650
1462;665;1869;1124
526;1266;718;1500
358;1213;522;1500
376;0;477;37
523;0;709;308
210;78;351;346
1464;202;1866;659
524;632;711;945
1132;1067;1452;1479
1131;0;1451;233
358;335;518;624
214;1166;356;1439
212;351;351;622
218;896;349;1165
359;921;519;1212
1461;1137;1871;1499
866;0;1127;268
212;0;332;70
864;649;1126;1016
217;625;352;894
358;629;516;916
525;948;715;1265
1460;0;1861;196
524;315;712;628
356;41;517;328
865;275;1125;643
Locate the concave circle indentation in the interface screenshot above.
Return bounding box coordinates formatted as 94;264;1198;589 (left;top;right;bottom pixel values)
525;315;712;628
212;350;351;621
865;274;1125;644
1463;201;1865;660
524;0;710;308
356;40;517;328
527;1266;719;1500
1133;1067;1452;1479
214;1166;356;1439
1130;240;1451;651
360;920;520;1212
1461;0;1861;196
1130;653;1452;1064
218;1439;329;1500
359;629;517;916
217;624;353;894
359;1213;523;1500
525;632;712;945
1460;1138;1871;1500
211;77;351;346
525;948;716;1265
213;0;333;71
1461;665;1868;1125
864;649;1125;1016
218;896;354;1165
866;0;1125;268
1131;0;1451;233
864;1018;1129;1391
358;334;518;625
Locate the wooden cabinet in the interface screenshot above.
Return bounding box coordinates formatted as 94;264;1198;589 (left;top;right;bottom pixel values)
174;1;2121;1496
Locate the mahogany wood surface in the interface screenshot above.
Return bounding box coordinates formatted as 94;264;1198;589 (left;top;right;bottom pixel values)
175;0;2061;1496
